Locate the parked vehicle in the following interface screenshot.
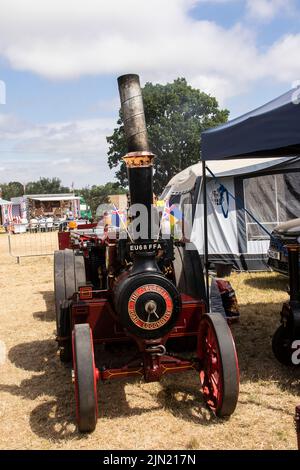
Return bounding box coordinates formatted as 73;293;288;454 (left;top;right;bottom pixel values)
268;218;300;275
54;74;239;432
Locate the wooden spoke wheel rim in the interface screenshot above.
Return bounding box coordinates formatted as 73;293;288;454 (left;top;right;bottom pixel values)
198;313;239;417
72;323;98;432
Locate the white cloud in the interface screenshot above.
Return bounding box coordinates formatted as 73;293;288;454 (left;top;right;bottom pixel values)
0;114;116;185
265;34;300;82
246;0;294;21
1;0;300;187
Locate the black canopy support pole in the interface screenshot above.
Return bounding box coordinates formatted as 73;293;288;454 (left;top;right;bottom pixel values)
202;159;210;312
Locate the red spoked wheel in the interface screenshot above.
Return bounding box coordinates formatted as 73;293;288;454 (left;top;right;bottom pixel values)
198;313;239;417
72;323;99;432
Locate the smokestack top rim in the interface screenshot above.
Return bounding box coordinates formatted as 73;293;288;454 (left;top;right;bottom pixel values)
123;151;155;168
117;73;140;84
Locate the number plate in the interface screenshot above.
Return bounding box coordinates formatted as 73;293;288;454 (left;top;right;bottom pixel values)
268;249;280;260
129;241;163;253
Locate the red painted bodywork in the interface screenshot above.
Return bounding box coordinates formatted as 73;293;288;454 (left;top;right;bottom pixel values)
59;227;206;382
58;223;98;250
58;231;71;250
69;290;205;382
71;293;205;344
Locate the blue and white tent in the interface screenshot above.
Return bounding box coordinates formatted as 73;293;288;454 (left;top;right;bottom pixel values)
163;87;300;271
163;156;300;271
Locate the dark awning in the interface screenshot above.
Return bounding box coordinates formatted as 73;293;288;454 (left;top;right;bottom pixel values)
201;87;300;161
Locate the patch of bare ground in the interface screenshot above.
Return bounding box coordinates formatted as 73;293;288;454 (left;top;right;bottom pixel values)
0;234;299;449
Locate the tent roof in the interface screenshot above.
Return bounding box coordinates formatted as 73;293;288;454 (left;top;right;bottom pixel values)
0;198;12;206
201;87;300;161
166;156;299;194
25;193;80;202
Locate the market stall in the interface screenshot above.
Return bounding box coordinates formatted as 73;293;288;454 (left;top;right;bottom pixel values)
0;198;13;231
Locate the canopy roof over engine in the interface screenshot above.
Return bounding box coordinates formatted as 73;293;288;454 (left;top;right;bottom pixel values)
201;87;300;161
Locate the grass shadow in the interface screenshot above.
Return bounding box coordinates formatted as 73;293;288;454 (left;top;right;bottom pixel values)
3;274;300;439
0;339;80;441
1;338;224;441
243;274;288;291
157;374;217;425
232;301;300;398
0;340;163;440
32;290;55;322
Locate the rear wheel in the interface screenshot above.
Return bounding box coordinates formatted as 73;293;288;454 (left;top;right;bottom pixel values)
173;243;206;301
72;323;99;432
197;313;239;417
54;250;87;329
74;253;87;290
272;324;300;366
54;250;65;336
54;250;87;362
58;300;72;363
64;249;77;300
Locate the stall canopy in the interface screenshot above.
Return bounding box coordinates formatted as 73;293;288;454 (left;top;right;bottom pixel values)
0;198;13;224
200;87;300;305
201;87;300;161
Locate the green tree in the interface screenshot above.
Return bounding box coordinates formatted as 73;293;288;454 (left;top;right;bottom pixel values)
0;181;24;200
25;177;70;195
107;78;229;194
76;182;126;217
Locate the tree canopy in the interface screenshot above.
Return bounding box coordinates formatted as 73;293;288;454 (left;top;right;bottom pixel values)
76;182;126;216
0;181;24;200
107;78;229;194
0;177;70;199
25;177;70;195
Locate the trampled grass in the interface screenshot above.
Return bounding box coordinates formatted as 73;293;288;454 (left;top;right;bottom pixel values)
0;233;299;449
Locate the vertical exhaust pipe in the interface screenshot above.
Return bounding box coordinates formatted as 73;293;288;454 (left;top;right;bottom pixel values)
118;74;149;153
118;74;154;241
114;75;181;339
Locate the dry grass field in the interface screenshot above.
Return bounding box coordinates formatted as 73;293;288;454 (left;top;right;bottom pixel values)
0;232;300;450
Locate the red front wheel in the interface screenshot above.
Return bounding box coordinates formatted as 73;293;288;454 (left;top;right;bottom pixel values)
198;313;239;417
72;323;99;432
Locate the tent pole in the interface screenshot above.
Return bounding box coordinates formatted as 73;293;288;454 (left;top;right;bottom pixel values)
202;159;210;311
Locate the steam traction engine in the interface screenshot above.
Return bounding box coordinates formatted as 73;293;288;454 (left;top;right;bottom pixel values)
54;74;239;432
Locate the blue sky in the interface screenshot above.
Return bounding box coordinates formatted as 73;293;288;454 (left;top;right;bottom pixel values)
0;0;300;187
